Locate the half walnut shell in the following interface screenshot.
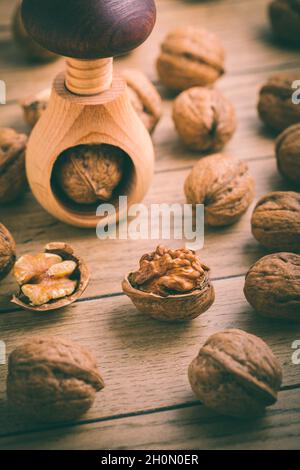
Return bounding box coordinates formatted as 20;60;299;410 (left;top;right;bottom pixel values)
12;242;90;312
122;264;215;321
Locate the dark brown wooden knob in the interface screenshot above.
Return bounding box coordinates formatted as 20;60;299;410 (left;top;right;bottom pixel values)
21;0;156;59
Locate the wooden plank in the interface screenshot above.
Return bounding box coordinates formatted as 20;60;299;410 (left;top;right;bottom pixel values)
0;387;299;450
0;156;290;311
0;275;299;436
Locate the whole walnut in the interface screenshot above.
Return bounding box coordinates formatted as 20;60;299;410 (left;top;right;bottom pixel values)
269;0;300;46
122;245;215;321
251;192;300;251
258;73;300;133
244;253;300;320
20;88;51;129
276;123;300;184
0;223;16;281
7;336;105;423
12;4;58;62
0;128;28;204
157;26;225;92
121;68;162;134
184;154;255;226
188;329;282;418
173;87;236;152
54;144;126;205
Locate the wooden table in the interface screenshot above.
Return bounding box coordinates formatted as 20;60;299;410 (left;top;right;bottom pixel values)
0;0;299;450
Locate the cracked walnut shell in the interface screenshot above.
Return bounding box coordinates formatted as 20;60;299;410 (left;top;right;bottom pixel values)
20;88;51;129
157;27;225;91
258;73;300;133
173;87;236;152
7;336;105;422
122;245;215;321
269;0;300;46
53;144;126;205
185;154;255;226
244;253;300;320
0;128;28;204
12;242;90;311
0;223;16;281
251;192;300;251
276;123;300;184
188;329;282;418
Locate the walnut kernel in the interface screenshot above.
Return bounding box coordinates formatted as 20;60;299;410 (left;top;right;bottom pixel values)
123;245;215;321
185;153;255;226
12;242;90;311
173;87;236;152
157;26;225;91
188;329;282;418
0;223;16;281
7;336;105;422
0;128;28;204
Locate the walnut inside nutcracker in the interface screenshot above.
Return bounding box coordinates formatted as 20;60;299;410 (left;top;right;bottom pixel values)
269;0;300;46
7;336;105;423
53;144;128;206
244;253;300;320
122;245;215;321
173;87;236;152
0;128;28;204
157;26;225;91
276;123;300;185
0;223;16;281
12;242;90;312
258;73;300;133
185;153;255;226
188;329;282;418
251;191;300;251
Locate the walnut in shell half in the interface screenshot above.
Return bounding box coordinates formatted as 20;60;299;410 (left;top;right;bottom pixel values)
122;68;162;134
188;329;282;418
173;87;236;152
0;223;16;281
122;245;215;321
7;336;105;422
157;26;225;91
12;242;90;312
244;253;300;320
251;191;300;252
185;153;255;226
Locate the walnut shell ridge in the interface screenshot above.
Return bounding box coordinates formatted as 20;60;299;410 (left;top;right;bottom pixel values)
188;329;282;418
7;336;105;422
251;191;300;251
173;87;236;152
157;26;225;91
185;153;255;226
244;253;300;320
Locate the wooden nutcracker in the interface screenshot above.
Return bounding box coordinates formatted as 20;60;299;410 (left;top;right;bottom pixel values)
21;0;156;227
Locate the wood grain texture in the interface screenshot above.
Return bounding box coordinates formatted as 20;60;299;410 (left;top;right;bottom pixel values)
0;0;299;450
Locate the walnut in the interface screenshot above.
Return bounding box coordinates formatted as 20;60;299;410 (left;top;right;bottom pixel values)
269;0;300;45
121;68;162;134
12;4;58;62
251;192;300;251
244;253;300;320
7;336;105;423
0;128;28;204
184;153;255;226
157;26;225;92
53;144;126;205
188;329;282;418
276;123;300;184
0;223;16;281
20;88;51;129
12;242;90;312
122;245;215;321
173;87;236;152
258;73;300;133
